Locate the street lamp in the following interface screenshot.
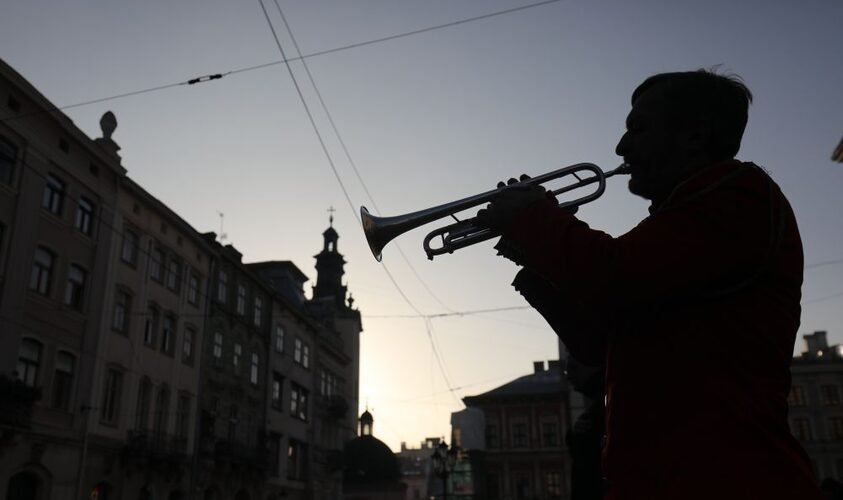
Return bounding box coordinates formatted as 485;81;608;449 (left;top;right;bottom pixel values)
431;440;458;500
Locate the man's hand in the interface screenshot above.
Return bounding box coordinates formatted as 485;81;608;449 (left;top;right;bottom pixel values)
476;175;554;232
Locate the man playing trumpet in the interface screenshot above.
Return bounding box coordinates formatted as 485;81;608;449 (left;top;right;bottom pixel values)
480;70;823;499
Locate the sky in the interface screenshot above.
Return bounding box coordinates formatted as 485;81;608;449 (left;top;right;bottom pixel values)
2;0;842;452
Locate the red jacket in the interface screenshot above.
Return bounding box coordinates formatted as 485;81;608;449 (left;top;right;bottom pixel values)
502;160;822;499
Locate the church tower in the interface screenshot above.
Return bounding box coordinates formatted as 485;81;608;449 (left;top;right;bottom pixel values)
312;211;349;309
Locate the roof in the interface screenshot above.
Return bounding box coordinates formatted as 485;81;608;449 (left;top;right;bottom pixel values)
343;435;401;485
463;365;562;405
246;260;309;283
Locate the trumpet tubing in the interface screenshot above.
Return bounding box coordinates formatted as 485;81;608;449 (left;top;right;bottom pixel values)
361;162;630;261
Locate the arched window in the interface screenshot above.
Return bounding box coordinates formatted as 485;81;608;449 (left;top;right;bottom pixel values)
135;377;152;430
153;385;170;436
250;352;259;385
16;338;42;387
29;247;54;296
51;351;75;410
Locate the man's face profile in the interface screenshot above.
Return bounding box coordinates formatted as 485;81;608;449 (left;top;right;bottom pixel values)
616;86;690;202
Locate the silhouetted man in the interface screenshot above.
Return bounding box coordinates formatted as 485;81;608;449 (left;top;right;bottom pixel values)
481;70;823;499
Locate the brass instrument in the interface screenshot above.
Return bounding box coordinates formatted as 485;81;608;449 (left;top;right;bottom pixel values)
361;162;630;261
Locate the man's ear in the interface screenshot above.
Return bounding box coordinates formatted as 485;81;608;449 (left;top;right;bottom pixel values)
686;113;714;157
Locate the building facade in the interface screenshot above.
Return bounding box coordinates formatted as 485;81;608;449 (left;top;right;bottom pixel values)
459;360;570;500
789;330;843;483
0;57;128;500
0;58;362;500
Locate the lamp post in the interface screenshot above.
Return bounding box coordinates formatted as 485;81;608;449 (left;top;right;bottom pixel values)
431;440;458;500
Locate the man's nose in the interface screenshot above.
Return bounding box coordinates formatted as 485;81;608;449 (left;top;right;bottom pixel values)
615;132;628;157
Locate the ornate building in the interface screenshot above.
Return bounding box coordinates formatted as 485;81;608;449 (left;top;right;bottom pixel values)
0;57;363;500
458;360;570;500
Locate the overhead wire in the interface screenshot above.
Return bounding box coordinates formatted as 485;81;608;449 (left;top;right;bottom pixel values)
270;0;456;314
257;0;472;406
0;0;562;124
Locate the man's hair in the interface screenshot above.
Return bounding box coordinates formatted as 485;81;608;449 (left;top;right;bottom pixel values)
632;69;753;160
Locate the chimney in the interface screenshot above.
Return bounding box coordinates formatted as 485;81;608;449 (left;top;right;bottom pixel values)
548;360;561;372
803;331;829;357
533;361;545;373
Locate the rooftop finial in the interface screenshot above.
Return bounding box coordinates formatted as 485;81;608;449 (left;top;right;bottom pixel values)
328;205;336;227
100;111;117;140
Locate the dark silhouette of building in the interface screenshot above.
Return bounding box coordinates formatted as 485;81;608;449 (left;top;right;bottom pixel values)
0;57;363;500
789;331;843;483
343;410;406;500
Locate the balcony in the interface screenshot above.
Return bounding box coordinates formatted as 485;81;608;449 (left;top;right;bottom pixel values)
0;376;41;428
213;439;268;472
316;394;349;420
125;430;189;461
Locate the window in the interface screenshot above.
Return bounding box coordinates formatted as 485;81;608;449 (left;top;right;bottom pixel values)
75;197;95;236
830;417;843;441
143;304;158;346
217;270;228;303
294;338;305;365
228;405;239;441
789;385;807;407
0;136;16;184
101;369;123;424
42;174;65;215
321;370;338;397
64;264;87;310
176;395;191;439
541;420;559;447
792;418;813;441
16;338;42;387
161;314;175;354
182;326;195;364
274;325;285;353
511;421;528;448
187;273;199;305
272;373;284;410
545;472;562;498
288;439;307;481
822;385;841;406
135;378;152;430
112;290;131;333
290;382;309;421
52;352;75;410
153;385;170;434
269;433;282;477
254;297;263;326
30;246;54;296
486;474;500;500
514;473;531;500
166;257;181;292
303;344;310;369
236;284;246;315
233;343;242;374
250;352;259;385
121;229;138;265
486;421;500;448
213;332;223;363
150;246;163;281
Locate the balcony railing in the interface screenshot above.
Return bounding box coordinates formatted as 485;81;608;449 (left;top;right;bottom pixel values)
126;429;189;459
213;439;268;470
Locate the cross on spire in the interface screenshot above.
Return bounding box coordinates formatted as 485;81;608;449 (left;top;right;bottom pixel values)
327;206;336;226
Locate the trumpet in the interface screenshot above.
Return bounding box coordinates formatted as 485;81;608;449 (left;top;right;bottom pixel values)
361;162;630;261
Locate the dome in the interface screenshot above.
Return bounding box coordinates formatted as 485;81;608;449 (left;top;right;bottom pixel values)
343;435;401;485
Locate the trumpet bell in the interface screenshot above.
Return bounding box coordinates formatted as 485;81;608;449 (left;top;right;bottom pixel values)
361;207;386;262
